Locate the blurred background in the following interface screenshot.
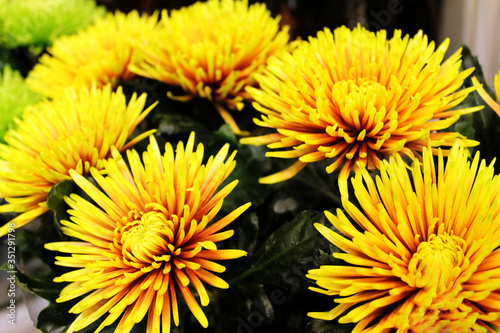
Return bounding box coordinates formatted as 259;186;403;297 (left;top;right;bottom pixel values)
1;0;499;332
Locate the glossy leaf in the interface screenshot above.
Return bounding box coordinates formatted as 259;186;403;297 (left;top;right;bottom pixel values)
461;45;500;171
12;265;61;302
306;319;356;333
156;113;209;137
46;179;75;236
231;210;331;288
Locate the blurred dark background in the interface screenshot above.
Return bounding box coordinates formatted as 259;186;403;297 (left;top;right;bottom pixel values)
96;0;443;42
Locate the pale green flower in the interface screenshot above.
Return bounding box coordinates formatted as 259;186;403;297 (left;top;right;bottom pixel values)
0;0;105;49
0;65;42;141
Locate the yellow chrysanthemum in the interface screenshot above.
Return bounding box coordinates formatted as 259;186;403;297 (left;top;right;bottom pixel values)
307;144;500;332
241;25;481;196
45;133;250;333
472;69;500;117
27;10;159;98
131;0;290;134
0;85;156;236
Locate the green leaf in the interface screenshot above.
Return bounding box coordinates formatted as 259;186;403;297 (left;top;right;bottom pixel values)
46;180;76;235
156;113;209;137
231;210;331;289
13;266;61;301
460;45;500;170
219;211;337;331
269;161;344;215
447;113;475;142
36;300;74;333
234;283;276;325
0;263;69;333
224;211;259;256
213;123;238;145
37;299;151;333
147;85;231;139
315;247;342;267
306;319;356;333
0;262;14;271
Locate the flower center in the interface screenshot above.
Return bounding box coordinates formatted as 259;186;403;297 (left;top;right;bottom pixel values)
332;78;386;101
409;233;465;292
329;78;393;147
348;77;381;92
120;211;172;264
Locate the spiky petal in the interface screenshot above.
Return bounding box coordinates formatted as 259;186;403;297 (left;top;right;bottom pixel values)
27;10;159;98
45;133;250;333
0;85;156;236
307;144;500;332
131;0;289;134
242;25;481;197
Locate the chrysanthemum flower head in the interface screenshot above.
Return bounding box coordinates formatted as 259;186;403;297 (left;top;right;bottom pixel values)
0;65;42;141
473;69;500;117
0;84;156;236
0;0;105;49
241;25;481;196
27;10;159;98
307;144;500;332
45;133;250;333
131;0;290;134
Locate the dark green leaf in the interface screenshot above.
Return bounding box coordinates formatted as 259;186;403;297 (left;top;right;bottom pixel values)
213;123;238;145
156;113;209;137
0;263;69;332
46;180;76;235
37;301;73;333
235;283;276;325
460;45;500;170
447;113;475;142
224;211;259;256
206;124;273;212
268;161;344;216
231;210;330;289
37;299;153;333
0;263;66;330
315;247;342;267
0;262;14;271
306;319;356;333
10;264;60;301
461;46;493;95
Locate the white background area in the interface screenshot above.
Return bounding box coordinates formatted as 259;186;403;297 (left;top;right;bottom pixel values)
439;0;500;88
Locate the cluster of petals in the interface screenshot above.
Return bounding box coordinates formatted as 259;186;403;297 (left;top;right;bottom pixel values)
473;69;500;117
27;10;159;98
308;144;500;332
46;133;250;332
131;0;290;134
242;25;480;196
0;85;155;235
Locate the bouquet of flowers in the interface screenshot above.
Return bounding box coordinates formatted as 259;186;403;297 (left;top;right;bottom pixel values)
1;0;500;332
